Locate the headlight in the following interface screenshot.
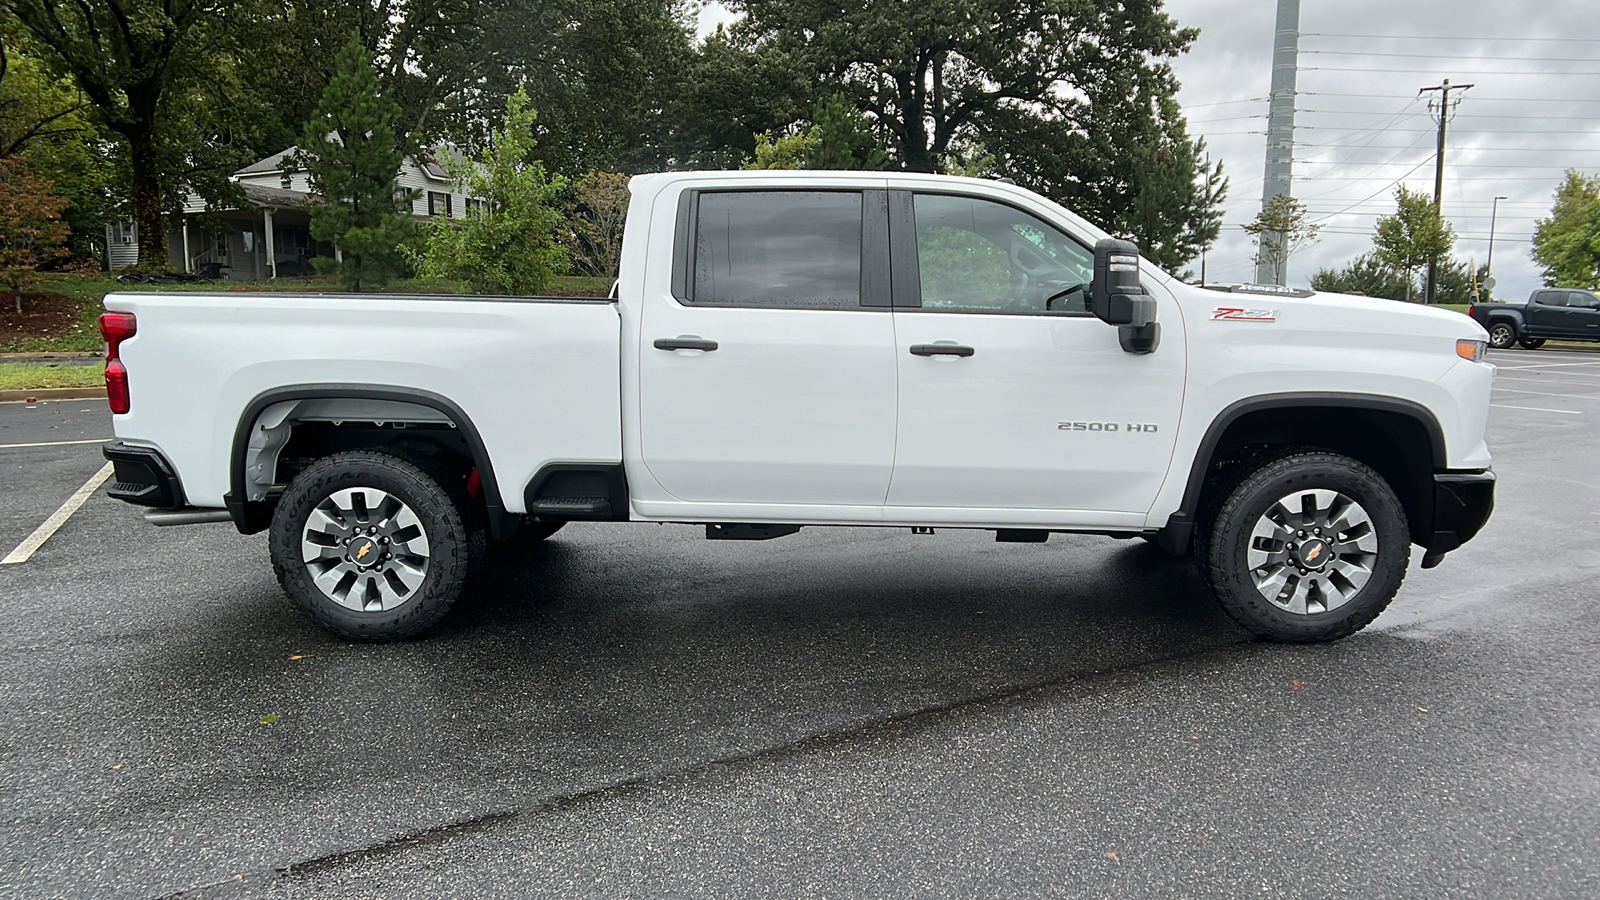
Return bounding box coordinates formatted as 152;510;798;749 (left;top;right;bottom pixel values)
1456;339;1487;362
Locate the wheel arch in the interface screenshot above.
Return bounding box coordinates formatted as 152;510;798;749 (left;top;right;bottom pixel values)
225;384;510;538
1158;393;1446;555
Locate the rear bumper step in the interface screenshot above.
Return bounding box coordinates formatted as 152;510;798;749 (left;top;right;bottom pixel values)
102;441;186;509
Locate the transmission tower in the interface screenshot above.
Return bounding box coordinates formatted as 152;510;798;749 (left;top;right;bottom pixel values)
1255;0;1300;286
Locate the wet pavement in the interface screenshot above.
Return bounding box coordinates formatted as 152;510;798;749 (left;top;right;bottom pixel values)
1;347;1597;899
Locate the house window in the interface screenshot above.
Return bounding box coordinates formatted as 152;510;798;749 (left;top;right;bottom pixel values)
428;191;452;217
465;198;485;215
280;168;293;190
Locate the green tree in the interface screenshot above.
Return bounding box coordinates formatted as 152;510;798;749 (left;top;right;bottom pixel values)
6;0;235;269
299;39;417;292
726;0;1193;173
743;94;887;171
1434;257;1494;305
1311;253;1414;301
0;155;70;312
1117;126;1227;275
1371;185;1454;302
409;86;567;294
1243;194;1320;286
561;170;629;279
1531;170;1600;289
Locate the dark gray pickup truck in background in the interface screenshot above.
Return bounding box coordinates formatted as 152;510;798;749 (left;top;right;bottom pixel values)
1470;288;1600;349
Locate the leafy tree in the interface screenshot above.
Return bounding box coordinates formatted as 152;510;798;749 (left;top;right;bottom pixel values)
1243;194;1320;286
1371;185;1454;302
299;39;418;292
0;155;70;312
409;86;567;294
6;0;234;269
726;0;1194;173
561;170;629;279
1531;170;1600;290
0;30;89;159
743;94;888;171
1311;253;1414;301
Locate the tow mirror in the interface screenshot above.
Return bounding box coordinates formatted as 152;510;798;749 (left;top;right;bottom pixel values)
1090;238;1160;354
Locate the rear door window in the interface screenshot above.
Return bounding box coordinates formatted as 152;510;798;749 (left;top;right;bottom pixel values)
690;191;864;309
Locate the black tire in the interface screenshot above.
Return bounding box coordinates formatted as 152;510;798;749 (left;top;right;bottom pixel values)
1487;320;1517;350
1200;452;1410;643
1518;337;1546;350
269;450;474;641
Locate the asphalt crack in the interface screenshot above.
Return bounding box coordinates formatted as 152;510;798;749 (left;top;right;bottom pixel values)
152;637;1254;898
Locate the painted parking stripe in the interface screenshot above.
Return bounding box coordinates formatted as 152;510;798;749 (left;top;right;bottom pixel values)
1490;404;1583;415
0;438;109;450
1;462;115;565
1494;361;1600;370
1493;387;1600;400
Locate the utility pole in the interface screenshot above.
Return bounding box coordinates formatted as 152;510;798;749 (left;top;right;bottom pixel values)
1419;78;1472;304
1255;0;1301;286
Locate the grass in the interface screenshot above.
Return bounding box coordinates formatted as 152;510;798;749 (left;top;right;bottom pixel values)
0;363;104;391
3;272;615;354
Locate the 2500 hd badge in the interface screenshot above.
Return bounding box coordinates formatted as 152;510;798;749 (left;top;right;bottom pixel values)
1057;421;1159;433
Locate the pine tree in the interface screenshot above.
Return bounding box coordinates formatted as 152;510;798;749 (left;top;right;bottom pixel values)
299;39;416;291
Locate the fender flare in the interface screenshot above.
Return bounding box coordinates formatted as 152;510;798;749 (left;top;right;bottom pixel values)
1155;391;1447;555
224;384;510;537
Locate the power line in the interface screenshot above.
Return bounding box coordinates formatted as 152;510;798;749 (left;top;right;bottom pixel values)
1305;66;1600;75
1301;91;1600;103
1302;32;1600;43
1302;50;1600;63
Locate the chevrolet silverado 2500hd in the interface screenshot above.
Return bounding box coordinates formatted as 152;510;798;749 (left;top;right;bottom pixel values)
99;170;1496;643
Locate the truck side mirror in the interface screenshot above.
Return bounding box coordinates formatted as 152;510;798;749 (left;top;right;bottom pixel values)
1090;238;1160;354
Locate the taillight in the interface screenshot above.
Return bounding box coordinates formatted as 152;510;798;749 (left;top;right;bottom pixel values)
100;311;136;414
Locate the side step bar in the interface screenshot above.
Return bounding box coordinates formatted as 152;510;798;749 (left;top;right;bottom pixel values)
144;508;235;527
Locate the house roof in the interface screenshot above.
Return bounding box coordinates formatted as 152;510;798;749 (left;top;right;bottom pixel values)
238;182;317;208
236;147;297;176
234;144;458;180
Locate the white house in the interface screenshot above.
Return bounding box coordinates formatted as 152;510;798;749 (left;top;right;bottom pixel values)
146;147;480;278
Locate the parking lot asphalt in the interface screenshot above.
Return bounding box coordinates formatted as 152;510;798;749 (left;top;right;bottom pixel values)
1;347;1598;899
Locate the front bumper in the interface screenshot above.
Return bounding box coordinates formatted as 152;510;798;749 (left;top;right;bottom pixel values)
102;441;185;509
1423;470;1495;565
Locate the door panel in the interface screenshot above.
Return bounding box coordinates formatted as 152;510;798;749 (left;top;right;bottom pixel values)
886;190;1184;514
889;312;1183;512
1567;291;1600;339
1526;291;1569;336
637;189;898;506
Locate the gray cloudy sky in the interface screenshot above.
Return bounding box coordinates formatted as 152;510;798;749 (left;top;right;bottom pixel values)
697;1;1600;298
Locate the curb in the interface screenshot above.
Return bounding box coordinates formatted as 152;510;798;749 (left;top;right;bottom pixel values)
0;352;103;363
0;387;107;403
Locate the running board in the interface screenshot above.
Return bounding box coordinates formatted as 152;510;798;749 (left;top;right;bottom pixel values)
144;508;235;527
705;523;801;541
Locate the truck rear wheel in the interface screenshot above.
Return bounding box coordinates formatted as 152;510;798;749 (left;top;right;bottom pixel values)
1200;452;1409;643
269;450;473;641
1518;337;1546;350
1487;321;1517;349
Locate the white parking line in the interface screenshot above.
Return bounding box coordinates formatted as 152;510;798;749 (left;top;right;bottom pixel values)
1494;361;1600;370
1491;404;1583;415
1493;387;1600;400
1;462;115;565
0;438;109;450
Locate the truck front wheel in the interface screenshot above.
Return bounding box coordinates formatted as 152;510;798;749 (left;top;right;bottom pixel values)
1487;321;1517;349
269;451;474;641
1201;452;1409;642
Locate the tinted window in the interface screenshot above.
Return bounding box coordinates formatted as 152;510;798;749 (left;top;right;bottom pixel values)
1534;291;1568;307
692;191;863;309
912;193;1093;314
1568;290;1598;309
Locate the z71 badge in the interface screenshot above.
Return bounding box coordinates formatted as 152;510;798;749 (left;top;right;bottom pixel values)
1211;307;1279;322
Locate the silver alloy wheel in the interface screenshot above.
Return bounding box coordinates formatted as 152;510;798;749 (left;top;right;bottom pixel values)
300;487;430;612
1246;488;1378;615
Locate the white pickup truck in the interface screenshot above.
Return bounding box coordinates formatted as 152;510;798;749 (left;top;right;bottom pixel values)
99;170;1496;643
